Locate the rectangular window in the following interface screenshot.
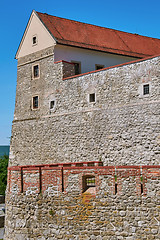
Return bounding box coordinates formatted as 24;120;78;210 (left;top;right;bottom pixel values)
71;61;81;75
50;100;55;110
141;183;143;194
143;84;149;95
115;183;118;195
89;93;96;103
33;36;37;45
95;64;104;70
32;35;38;46
82;175;95;192
33;96;39;109
33;65;39;78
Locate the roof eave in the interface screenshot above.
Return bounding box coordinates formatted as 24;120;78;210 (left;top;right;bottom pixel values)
56;41;150;59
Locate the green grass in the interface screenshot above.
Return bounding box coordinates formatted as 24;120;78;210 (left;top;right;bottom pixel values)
0;154;9;195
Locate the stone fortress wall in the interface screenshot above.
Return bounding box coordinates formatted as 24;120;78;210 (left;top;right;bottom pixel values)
10;48;160;167
5;162;160;239
5;48;160;239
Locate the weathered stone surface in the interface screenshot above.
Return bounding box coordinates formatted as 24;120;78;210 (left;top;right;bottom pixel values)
5;46;160;239
9;52;160;167
4;190;160;239
4;164;160;239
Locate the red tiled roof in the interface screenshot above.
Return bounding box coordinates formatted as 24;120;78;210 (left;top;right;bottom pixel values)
36;11;160;58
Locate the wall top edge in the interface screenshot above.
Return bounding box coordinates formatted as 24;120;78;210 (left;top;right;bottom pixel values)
8;162;160;171
62;54;160;81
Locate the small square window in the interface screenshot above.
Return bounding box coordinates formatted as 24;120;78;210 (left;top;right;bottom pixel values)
33;96;39;109
82;175;95;192
89;93;96;103
50;100;55;109
33;36;37;45
143;84;149;95
95;64;104;70
33;65;39;78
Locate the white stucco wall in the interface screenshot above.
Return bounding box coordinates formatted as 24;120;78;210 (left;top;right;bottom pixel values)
16;12;56;59
54;45;138;73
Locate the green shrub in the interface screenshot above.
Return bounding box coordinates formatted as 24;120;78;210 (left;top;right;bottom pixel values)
0;155;9;195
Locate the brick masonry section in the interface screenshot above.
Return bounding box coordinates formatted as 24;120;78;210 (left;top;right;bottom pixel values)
5;162;160;239
7;162;160;196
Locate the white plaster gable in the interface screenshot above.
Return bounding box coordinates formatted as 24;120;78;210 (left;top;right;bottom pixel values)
16;10;56;59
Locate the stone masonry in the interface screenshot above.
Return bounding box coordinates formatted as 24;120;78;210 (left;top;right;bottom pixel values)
9;49;160;167
5;46;160;239
5;163;160;239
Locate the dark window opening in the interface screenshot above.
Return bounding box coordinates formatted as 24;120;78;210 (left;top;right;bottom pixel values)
76;163;83;167
71;61;81;75
50;164;58;167
115;183;118;195
98;162;103;166
87;162;94;166
64;164;71;167
89;93;95;103
33;36;37;45
95;64;104;70
75;63;80;75
82;175;95;192
61;167;64;192
143;84;149;95
50;100;55;109
39;167;42;193
21;168;23;193
33;96;39;109
141;183;143;194
33;65;39;78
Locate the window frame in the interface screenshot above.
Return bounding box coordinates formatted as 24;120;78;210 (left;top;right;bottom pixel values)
32;95;39;110
32;34;38;46
32;64;40;79
82;175;96;193
49;99;56;112
143;84;150;95
138;82;151;97
88;93;96;103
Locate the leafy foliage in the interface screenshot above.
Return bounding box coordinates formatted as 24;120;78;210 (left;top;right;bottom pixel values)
0;155;9;195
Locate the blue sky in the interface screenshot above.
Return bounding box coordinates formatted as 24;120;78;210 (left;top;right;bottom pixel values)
0;0;160;145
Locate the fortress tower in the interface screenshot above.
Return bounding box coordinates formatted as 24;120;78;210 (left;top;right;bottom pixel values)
5;10;160;239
